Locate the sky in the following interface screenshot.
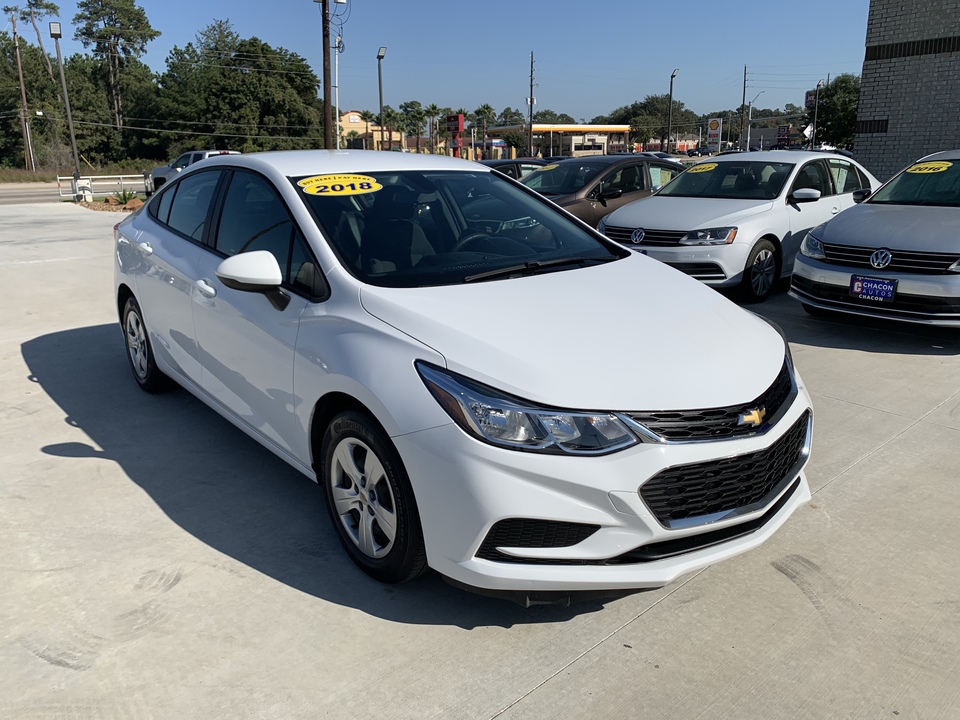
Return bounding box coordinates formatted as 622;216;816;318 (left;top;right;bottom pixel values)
19;0;871;122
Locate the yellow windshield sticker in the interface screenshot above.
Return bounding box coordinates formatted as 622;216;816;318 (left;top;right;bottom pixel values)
906;161;952;174
539;164;559;171
688;163;717;174
298;174;382;196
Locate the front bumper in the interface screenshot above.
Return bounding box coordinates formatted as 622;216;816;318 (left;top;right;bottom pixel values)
790;256;960;327
626;243;752;288
393;382;813;592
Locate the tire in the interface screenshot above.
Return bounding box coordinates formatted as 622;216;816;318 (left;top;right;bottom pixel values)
738;239;779;303
122;297;171;393
320;411;427;584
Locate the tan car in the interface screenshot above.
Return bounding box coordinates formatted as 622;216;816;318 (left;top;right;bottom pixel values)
519;154;684;227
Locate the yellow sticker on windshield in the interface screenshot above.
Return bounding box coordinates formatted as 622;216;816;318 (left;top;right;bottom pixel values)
298;174;382;196
539;164;559;171
688;163;717;174
906;161;952;174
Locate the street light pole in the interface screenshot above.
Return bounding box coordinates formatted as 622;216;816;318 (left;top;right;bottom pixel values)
377;47;386;151
811;79;824;149
746;91;764;151
667;68;678;154
49;22;81;192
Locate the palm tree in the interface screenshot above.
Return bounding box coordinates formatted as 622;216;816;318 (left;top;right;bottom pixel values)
383;106;402;151
359;109;377;150
425;103;441;153
474;103;496;160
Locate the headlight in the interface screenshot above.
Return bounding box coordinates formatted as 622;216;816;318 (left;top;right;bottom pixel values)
597;217;609;235
800;227;827;260
500;216;539;231
948;259;960;273
679;227;738;245
417;362;639;455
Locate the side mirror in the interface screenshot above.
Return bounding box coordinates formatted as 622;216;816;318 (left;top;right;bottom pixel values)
217;251;289;310
790;187;821;203
852;188;872;204
217;250;282;292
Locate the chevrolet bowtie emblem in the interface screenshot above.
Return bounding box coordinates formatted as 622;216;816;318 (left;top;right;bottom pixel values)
738;407;767;427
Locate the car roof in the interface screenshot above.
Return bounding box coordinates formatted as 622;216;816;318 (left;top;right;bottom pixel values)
202;149;489;176
554;155;657;166
916;149;960;162
697;150;853;164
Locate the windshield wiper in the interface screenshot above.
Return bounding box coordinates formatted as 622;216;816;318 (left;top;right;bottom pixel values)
464;256;611;283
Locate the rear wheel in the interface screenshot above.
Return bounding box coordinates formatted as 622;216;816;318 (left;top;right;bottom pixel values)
122;297;171;393
320;411;427;583
739;239;778;303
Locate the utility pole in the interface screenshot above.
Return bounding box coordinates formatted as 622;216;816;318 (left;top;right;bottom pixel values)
11;14;36;171
527;52;535;157
314;0;333;149
738;65;747;150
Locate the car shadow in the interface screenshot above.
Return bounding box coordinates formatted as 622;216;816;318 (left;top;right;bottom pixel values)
22;324;628;628
727;281;960;356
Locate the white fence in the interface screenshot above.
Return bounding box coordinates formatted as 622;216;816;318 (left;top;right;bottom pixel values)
57;174;148;200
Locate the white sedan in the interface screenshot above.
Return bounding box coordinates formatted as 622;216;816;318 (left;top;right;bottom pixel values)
598;151;880;301
115;150;813;600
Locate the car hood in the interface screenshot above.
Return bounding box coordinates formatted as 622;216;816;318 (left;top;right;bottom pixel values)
605;196;775;230
819;203;960;251
359;257;786;411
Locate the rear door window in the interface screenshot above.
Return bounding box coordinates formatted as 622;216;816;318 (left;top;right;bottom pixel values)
164;170;223;241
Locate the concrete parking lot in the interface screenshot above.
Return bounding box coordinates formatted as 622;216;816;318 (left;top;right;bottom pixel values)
1;201;959;719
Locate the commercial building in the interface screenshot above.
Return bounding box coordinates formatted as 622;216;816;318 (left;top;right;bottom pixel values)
854;0;960;179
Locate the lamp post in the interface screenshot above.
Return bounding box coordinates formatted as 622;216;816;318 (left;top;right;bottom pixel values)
746;91;764;151
377;46;386;151
667;68;678;154
49;22;81;194
811;79;824;149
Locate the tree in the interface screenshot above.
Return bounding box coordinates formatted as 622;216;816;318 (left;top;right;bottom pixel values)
497;106;524;126
424;102;440;153
805;74;860;148
473;103;495;159
501;129;527;156
4;0;59;82
382;105;401;150
399;100;426;153
359;108;377;149
73;0;159;129
534;109;575;124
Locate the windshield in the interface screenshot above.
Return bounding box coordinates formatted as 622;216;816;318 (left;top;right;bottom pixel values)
657;160;794;200
869;159;960;207
519;162;606;195
293;170;624;288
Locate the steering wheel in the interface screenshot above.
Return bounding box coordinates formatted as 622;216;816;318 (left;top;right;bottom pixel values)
452;232;531;256
452;231;495;252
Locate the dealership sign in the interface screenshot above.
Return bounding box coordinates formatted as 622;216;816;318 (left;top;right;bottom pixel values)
706;117;722;153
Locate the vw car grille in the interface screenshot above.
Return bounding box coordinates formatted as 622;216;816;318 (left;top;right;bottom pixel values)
823;243;960;273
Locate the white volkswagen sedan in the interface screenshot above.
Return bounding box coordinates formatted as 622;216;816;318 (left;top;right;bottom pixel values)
598;151;879;301
114;150;813;599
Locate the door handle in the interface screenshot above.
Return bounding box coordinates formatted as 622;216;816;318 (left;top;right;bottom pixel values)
831;206;840;215
137;241;153;255
195;279;217;298
117;236;131;246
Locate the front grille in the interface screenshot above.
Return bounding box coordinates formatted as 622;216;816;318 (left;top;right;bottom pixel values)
792;275;960;316
640;410;810;527
823;243;960;274
475;519;599;562
604;225;687;246
626;360;794;442
663;261;727;281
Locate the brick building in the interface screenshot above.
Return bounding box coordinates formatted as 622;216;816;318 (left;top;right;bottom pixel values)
854;0;960;179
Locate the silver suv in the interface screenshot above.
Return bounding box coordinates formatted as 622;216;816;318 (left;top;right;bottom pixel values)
146;150;239;195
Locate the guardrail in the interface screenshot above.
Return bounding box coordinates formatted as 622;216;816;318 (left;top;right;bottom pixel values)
57;174;148;200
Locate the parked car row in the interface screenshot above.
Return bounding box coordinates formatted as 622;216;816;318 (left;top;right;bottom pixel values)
115;149;814;602
592;149;960;327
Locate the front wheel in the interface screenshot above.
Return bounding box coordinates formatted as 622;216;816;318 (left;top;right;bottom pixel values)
738;239;779;303
320;411;427;584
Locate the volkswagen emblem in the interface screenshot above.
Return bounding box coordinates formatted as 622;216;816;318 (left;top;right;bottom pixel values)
870;249;893;269
630;228;645;244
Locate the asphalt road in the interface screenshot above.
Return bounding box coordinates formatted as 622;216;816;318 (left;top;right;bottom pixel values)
1;201;959;720
0;182;61;204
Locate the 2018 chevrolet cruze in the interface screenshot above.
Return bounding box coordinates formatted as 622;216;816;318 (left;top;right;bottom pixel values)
114;150;813;596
